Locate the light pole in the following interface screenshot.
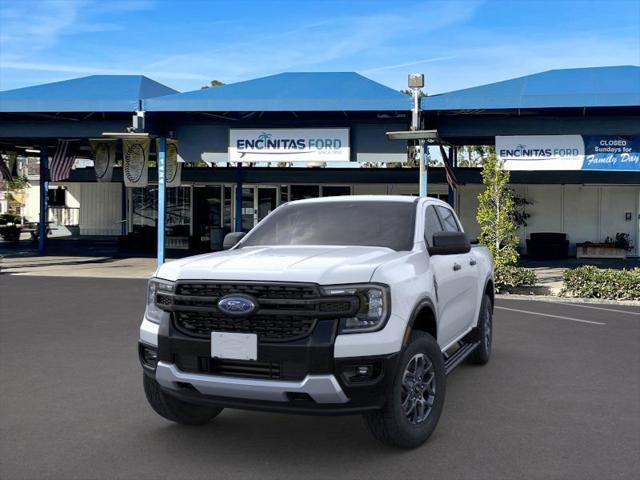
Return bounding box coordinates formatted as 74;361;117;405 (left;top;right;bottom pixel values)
408;73;427;197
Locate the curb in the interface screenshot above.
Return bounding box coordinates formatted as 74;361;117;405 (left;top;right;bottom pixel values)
496;293;640;307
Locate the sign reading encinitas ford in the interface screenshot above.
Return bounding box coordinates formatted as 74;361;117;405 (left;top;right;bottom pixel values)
229;128;350;162
496;135;585;170
497;135;640;171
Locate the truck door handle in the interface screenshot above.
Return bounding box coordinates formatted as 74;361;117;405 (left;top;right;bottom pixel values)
453;263;462;271
469;258;477;266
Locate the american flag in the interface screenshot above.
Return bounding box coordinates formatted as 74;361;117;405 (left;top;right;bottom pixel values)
49;140;78;182
439;145;458;190
0;156;12;181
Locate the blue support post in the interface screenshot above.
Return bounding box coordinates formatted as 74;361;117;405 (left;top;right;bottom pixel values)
419;140;428;197
121;182;127;236
38;145;48;254
447;146;455;208
235;163;243;232
157;137;166;267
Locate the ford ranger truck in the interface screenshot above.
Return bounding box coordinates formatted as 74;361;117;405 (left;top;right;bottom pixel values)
139;195;494;448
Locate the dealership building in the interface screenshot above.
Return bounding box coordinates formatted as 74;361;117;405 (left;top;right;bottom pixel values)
0;66;638;259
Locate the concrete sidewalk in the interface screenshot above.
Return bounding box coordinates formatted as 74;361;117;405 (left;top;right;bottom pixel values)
0;255;157;278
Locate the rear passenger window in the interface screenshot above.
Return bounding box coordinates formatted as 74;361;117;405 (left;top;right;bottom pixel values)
424;206;444;247
436;206;460;232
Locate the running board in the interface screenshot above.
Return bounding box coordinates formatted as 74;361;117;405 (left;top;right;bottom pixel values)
444;341;480;375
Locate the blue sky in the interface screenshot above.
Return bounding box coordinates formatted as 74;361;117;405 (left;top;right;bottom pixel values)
0;0;638;94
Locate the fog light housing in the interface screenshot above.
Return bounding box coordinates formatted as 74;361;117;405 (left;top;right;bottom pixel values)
341;363;380;384
139;344;158;369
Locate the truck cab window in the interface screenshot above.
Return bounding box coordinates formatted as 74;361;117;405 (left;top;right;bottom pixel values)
424;205;444;247
436;206;461;232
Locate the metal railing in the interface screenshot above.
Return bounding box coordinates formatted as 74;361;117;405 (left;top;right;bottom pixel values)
48;207;79;226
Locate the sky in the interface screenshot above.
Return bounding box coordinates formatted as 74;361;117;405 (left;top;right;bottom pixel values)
0;0;639;94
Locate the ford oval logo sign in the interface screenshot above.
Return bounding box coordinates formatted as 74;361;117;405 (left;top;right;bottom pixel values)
217;295;257;316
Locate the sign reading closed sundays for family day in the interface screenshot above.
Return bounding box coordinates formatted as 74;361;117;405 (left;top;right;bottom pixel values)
229;128;350;162
497;135;640;171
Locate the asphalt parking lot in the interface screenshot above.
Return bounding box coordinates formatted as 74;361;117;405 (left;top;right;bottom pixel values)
1;276;638;480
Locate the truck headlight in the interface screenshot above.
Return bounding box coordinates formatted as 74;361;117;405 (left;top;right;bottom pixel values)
321;284;390;334
145;278;175;324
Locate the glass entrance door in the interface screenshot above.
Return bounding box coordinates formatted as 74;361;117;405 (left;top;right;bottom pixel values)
236;185;279;232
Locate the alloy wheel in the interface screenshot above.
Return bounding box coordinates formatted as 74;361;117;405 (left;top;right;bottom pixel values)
400;353;436;424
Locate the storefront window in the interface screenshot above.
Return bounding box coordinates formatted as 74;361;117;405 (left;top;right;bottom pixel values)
166;187;191;227
280;185;289;203
224;186;232;228
290;185;320;200
131;187;157;228
131;186;191;250
321;185;351;197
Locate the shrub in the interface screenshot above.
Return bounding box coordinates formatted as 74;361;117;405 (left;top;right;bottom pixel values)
495;265;537;292
561;266;640;300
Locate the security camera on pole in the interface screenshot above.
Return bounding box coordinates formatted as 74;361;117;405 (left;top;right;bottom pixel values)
408;73;426;196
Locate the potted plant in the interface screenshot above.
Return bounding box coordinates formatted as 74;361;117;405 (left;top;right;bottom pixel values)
576;233;633;259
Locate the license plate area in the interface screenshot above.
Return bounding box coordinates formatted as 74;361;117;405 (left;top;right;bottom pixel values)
211;332;257;361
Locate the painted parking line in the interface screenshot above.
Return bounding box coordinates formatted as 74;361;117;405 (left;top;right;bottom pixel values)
496;306;606;326
535;301;640;316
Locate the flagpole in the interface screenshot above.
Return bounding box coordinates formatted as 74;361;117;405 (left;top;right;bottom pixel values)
408;73;426;197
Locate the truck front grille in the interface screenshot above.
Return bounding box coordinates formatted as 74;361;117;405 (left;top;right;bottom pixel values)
174;311;317;341
166;282;358;342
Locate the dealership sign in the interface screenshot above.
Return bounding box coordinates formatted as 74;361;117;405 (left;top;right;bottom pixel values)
497;135;640;171
582;136;640;171
496;135;584;170
229;128;350;162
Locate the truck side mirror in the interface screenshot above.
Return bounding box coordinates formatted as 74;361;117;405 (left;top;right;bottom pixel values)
428;231;471;255
223;232;247;250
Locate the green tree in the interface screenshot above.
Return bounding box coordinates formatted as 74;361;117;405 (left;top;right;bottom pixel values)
476;153;519;268
457;145;495;167
201;79;225;89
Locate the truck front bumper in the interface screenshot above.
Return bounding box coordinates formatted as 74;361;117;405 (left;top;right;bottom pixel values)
139;316;401;415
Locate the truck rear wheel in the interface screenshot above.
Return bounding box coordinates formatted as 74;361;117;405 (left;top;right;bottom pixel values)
363;331;446;449
468;294;492;365
143;375;223;425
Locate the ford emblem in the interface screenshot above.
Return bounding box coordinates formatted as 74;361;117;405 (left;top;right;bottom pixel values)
217;295;257;316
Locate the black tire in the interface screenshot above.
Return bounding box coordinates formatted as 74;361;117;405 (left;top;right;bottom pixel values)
468;294;492;365
363;331;446;449
143;375;223;425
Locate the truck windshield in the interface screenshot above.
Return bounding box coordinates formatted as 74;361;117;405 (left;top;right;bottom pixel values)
240;200;416;251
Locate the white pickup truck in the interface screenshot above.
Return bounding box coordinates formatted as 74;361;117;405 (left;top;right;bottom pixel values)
139;195;494;448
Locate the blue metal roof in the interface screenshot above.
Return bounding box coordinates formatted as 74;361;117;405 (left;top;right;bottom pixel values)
422;66;640;111
145;72;411;112
0;75;178;113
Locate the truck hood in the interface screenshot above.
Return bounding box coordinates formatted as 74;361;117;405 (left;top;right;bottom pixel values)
157;245;407;285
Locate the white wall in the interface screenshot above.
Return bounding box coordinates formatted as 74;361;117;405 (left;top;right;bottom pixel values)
78;182;122;235
23;182;40;222
456;183;639;257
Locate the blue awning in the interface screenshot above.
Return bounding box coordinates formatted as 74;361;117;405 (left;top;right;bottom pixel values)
145;72;411;112
0;75;178;113
422;66;640;111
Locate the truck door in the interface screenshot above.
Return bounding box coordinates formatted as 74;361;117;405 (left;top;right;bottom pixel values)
425;205;478;346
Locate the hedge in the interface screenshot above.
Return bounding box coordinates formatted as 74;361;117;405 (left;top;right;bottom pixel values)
561;266;640;301
494;265;537;292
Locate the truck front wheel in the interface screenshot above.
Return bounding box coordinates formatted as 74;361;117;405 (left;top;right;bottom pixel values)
143;375;223;425
363;331;446;449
